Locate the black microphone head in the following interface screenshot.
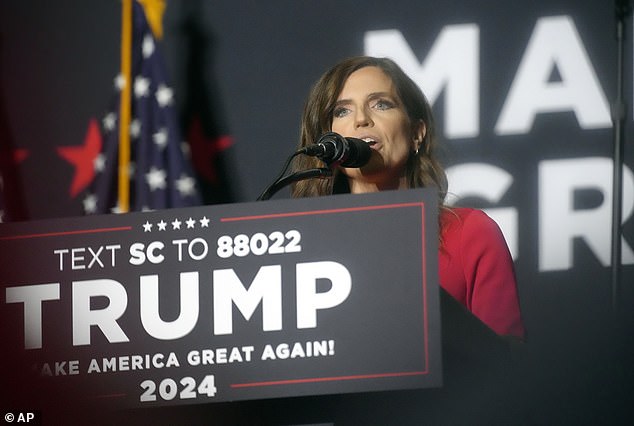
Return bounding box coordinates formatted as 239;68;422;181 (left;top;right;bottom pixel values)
315;132;371;168
341;137;372;168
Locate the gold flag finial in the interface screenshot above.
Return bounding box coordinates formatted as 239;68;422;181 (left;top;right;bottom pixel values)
137;0;166;39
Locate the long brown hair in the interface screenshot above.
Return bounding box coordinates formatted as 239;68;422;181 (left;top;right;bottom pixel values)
291;56;447;207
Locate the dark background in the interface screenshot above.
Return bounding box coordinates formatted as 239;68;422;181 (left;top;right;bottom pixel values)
1;0;633;424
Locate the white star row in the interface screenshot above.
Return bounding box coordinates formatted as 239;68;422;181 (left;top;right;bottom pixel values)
142;216;211;232
112;73;174;107
82;177;197;214
85;166;196;200
102;113;173;148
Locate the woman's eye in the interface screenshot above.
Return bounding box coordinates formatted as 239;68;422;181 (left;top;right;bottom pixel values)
333;106;350;118
373;99;394;110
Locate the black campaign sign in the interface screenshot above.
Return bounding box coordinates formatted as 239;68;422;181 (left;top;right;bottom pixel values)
0;189;441;409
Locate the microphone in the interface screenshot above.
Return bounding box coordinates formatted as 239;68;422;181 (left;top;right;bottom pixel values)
303;132;372;168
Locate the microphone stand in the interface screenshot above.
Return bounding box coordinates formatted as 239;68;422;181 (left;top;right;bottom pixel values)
611;0;631;314
257;149;333;201
257;133;371;200
257;168;332;201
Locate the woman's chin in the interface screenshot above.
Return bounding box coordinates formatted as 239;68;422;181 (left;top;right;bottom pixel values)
356;151;385;174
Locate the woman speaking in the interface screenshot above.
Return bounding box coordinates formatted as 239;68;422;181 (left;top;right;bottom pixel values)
291;56;525;339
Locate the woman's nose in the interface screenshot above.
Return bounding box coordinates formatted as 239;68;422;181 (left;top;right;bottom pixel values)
354;107;373;128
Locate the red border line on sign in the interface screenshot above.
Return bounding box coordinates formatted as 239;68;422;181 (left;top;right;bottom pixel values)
225;201;432;390
421;204;429;375
219;202;425;222
231;370;427;389
0;226;132;241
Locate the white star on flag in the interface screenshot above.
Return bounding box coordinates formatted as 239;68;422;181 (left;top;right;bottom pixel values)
130;119;142;138
111;203;124;214
146;166;167;191
134;76;150;98
176;174;196;197
156;84;173;107
83;194;98;214
153;128;168;149
114;74;126;90
94;154;106;172
102;112;116;131
142;34;155;58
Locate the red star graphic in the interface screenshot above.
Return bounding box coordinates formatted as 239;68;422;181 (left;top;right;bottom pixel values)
57;118;102;198
187;116;234;184
0;147;29;165
0;144;29;175
12;148;29;163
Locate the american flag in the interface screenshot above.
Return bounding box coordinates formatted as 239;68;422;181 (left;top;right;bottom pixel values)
83;1;201;214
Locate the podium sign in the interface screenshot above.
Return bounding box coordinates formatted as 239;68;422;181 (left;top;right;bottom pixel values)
0;189;441;409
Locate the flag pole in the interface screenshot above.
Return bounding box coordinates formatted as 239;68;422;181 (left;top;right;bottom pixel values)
118;0;133;213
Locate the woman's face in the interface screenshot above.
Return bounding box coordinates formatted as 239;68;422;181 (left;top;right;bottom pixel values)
330;66;422;192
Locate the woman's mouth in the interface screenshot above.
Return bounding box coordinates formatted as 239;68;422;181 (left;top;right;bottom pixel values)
361;137;379;149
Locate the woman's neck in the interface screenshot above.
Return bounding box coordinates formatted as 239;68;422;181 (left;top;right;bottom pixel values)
347;176;409;194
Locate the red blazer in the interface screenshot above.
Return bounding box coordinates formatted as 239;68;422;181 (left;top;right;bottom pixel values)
439;208;526;339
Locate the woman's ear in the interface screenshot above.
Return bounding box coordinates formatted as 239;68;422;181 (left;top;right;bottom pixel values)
413;120;426;151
